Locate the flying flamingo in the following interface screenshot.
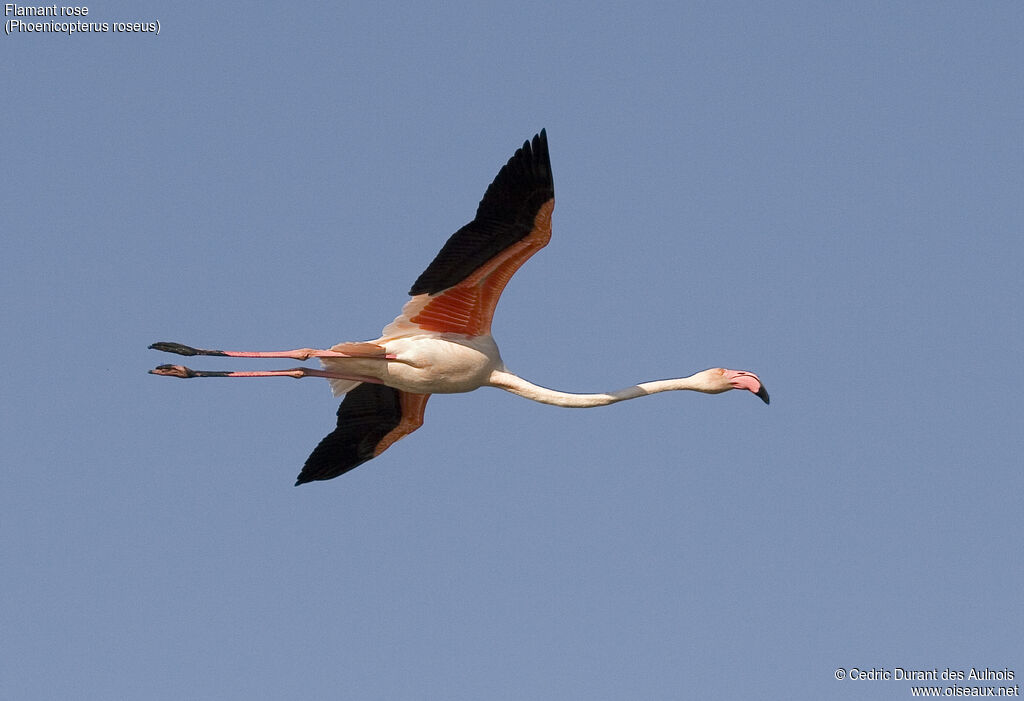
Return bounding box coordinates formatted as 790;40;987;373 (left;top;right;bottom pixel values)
150;130;768;485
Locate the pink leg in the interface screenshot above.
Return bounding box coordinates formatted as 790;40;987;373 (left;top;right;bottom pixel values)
149;341;394;361
149;364;383;383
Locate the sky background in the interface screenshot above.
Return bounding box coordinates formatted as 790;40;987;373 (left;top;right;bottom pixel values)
3;2;1022;699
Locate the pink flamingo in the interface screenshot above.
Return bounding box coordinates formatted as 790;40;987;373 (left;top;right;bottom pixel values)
151;131;768;485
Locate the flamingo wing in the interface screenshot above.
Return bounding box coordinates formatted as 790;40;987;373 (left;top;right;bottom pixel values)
297;384;430;484
382;129;555;338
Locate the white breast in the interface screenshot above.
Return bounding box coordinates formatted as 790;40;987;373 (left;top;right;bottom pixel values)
380;333;504;394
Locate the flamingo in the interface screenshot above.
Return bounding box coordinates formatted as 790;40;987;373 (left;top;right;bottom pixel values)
150;130;768;485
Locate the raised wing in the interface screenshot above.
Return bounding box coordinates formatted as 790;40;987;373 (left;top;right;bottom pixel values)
382;130;555;338
296;384;430;484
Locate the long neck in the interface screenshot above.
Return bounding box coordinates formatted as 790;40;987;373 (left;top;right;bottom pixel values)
487;369;705;408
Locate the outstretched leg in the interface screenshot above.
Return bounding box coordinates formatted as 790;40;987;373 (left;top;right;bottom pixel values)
149;364;383;383
149;341;393;361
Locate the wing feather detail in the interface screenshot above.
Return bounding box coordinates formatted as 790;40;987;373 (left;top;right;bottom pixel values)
296;384;429;484
383;130;554;338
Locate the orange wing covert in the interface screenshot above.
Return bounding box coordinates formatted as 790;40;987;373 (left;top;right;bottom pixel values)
373;391;430;457
390;130;555;338
408;199;554;336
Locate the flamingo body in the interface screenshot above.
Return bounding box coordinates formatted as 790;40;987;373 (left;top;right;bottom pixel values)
301;132;553;483
149;130;768;486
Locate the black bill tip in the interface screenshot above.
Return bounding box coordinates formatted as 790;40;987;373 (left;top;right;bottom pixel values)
756;384;770;405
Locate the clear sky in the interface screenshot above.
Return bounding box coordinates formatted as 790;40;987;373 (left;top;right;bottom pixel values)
3;2;1022;699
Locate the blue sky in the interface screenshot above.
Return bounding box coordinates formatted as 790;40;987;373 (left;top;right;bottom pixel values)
3;2;1022;699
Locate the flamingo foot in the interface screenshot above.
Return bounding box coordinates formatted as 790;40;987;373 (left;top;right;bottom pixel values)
149;342;218;357
150;364;203;378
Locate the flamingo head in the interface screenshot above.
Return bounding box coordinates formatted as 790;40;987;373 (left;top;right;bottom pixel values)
697;368;770;404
